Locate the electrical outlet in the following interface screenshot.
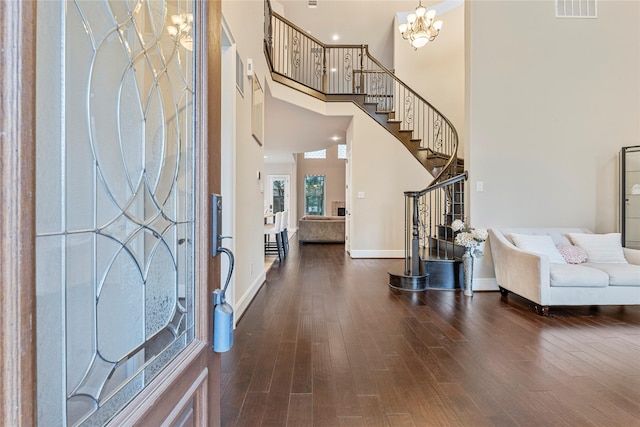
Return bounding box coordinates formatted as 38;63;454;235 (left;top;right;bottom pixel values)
476;181;484;192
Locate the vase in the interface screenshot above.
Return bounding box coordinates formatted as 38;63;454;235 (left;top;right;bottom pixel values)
462;247;474;296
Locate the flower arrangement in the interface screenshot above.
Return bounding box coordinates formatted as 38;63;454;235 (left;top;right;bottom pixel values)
451;219;488;255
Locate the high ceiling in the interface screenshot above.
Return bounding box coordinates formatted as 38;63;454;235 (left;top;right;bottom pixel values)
263;0;463;163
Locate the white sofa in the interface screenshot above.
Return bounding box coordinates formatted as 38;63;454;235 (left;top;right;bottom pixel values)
489;228;640;315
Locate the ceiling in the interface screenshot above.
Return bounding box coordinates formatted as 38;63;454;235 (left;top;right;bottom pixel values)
263;0;463;164
264;87;352;164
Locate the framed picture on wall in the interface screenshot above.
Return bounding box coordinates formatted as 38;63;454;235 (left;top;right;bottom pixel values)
251;75;264;146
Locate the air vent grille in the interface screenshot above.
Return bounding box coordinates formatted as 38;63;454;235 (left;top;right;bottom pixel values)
308;0;318;8
556;0;597;18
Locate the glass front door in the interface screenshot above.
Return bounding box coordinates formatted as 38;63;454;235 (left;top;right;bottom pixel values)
36;0;200;424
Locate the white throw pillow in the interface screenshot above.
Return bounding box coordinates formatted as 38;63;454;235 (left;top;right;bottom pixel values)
510;233;567;264
566;233;627;264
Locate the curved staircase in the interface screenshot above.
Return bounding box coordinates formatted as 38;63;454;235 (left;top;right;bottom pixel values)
263;0;468;290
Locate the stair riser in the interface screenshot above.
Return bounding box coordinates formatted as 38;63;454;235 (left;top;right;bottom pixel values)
422;259;463;289
427;237;466;258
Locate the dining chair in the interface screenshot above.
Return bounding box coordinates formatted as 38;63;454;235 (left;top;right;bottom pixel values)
280;210;289;256
264;211;284;261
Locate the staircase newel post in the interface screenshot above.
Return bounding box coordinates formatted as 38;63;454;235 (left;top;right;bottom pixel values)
411;193;420;276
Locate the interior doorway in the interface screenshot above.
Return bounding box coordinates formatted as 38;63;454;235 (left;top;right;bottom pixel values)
265;175;291;215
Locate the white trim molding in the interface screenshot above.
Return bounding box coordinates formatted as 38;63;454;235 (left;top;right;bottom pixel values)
349;250;405;259
234;271;267;326
472;277;499;292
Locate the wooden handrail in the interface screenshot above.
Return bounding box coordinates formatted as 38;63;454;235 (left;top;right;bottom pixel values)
264;0;466;273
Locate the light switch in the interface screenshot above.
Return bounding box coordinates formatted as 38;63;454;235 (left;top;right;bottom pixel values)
357;192;365;199
476;181;484;192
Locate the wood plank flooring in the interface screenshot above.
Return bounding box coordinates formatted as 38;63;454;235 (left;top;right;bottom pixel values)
221;240;640;426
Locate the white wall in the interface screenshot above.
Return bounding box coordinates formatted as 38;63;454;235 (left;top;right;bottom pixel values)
267;80;431;257
393;4;465;154
348;110;431;257
466;0;640;282
224;0;640;287
222;1;270;317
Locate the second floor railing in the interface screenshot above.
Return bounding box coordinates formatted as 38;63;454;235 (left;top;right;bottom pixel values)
264;0;459;185
264;0;466;277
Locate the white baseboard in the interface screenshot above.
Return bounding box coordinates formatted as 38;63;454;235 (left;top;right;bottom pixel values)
234;271;266;326
472;277;499;291
349;250;405;259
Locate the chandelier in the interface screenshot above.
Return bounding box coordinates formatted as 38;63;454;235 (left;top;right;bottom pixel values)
167;12;193;51
398;1;443;49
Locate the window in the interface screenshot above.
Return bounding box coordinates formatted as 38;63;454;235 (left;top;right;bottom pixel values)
338;144;347;159
304;175;325;215
272;178;285;212
304;149;326;159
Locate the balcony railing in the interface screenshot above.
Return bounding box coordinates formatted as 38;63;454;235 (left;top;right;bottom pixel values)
264;0;466;278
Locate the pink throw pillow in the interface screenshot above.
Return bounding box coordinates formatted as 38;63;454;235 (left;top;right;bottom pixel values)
556;244;587;264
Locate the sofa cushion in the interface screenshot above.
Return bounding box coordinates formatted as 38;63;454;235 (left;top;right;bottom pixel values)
549;264;609;287
556;244;588;264
583;263;640;286
566;233;627;264
510;233;566;264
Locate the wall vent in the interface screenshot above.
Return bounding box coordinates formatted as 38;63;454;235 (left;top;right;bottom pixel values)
308;0;318;8
556;0;597;18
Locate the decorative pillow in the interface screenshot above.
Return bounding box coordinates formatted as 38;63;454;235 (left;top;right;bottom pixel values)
510;233;567;264
566;233;627;263
556;244;588;264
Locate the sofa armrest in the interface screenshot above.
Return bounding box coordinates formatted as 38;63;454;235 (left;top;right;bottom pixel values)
489;229;551;305
623;247;640;265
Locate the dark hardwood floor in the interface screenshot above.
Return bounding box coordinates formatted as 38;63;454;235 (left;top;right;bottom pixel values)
221;239;640;426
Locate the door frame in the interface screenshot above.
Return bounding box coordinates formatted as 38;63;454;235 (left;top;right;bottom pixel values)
0;0;222;424
345;142;352;253
0;1;38;424
221;17;238;323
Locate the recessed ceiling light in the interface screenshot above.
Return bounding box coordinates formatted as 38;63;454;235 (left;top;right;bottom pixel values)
330;68;337;72
332;34;340;41
332;136;339;141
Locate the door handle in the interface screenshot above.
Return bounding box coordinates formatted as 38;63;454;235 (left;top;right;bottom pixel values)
211;193;235;352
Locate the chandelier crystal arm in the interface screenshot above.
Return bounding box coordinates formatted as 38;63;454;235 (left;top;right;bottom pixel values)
398;0;443;49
